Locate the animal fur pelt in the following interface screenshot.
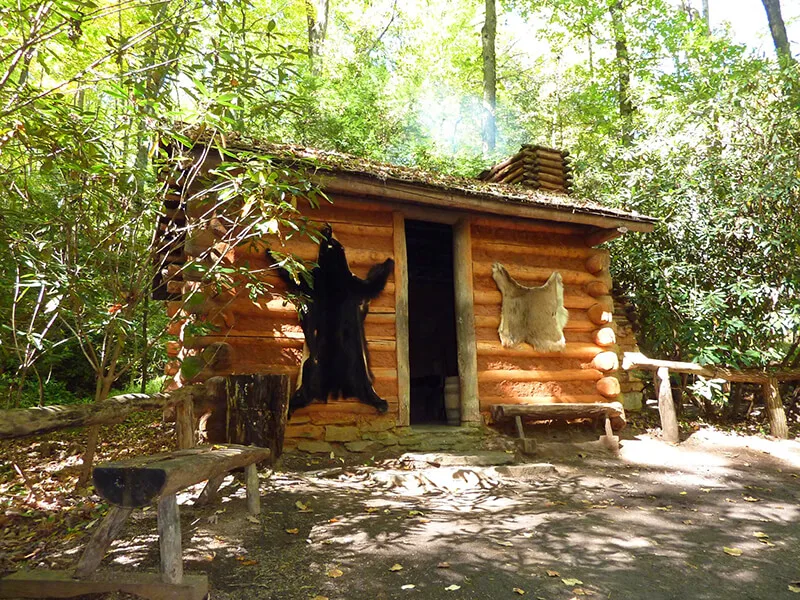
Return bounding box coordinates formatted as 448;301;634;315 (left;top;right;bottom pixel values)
491;263;568;352
269;225;394;414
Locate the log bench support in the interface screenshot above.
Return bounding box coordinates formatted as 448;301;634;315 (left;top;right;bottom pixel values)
0;444;270;600
491;402;626;455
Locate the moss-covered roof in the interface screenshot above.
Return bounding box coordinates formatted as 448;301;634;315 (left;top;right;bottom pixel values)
173;128;656;228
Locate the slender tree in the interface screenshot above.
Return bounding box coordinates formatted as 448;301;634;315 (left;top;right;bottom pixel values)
609;0;634;145
306;0;330;70
482;0;497;153
761;0;794;65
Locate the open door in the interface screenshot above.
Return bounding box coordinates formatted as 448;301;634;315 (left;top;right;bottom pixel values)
405;220;459;424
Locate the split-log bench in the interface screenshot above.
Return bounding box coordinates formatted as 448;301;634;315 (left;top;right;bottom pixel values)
490;402;626;454
0;444;270;600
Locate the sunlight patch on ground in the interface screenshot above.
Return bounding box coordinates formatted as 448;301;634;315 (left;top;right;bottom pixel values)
620;436;732;469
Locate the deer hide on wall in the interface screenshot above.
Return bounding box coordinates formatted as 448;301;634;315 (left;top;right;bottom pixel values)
492;263;568;352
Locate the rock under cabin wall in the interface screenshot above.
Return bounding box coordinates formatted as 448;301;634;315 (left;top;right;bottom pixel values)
165;195;402;450
468;217;624;422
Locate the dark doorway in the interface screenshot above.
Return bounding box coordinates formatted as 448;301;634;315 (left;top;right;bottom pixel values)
405;220;459;424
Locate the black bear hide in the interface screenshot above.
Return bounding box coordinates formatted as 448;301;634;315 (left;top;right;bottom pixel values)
269;226;394;414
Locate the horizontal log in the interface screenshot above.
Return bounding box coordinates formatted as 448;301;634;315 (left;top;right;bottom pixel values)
588;303;613;325
532;163;572;179
473;313;601;332
93;444;271;508
472;289;600;310
585;280;610;297
585;251;610;274
490;401;625;431
292;399;399;418
590;351;619;372
621;352;800;382
476;341;603;359
471;238;597;262
186;334;396;352
596;376;621;398
480;394;610;407
535;171;568;186
484;152;525;178
477;369;603;382
0;387;206;440
593;327;617;346
472;261;605;286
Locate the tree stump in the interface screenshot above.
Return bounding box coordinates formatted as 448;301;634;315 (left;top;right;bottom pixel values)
224;374;291;462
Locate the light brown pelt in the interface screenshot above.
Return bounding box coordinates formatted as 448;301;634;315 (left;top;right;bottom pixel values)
492;263;569;352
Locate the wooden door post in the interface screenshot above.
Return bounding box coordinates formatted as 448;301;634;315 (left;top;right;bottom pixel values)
655;367;679;442
763;377;789;439
393;212;411;427
245;463;260;515
453;218;480;423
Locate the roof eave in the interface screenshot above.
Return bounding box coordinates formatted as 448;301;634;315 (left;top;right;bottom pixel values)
316;172;656;233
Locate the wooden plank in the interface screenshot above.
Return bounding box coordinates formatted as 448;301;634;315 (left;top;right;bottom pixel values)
621;352;800;383
491;401;626;431
453;219;480;423
474;312;600;332
471;237;597;259
0;570;208;600
393;212;411;427
92;444;271;508
74;507;134;579
472;289;601;310
157;494;182;584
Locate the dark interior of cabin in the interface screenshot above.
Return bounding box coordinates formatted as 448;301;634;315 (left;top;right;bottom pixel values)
405;220;459;424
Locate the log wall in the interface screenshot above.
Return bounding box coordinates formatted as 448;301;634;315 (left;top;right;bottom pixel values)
168;195;401;446
469;218;622;420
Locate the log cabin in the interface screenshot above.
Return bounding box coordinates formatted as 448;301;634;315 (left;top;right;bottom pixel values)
155;132;656;451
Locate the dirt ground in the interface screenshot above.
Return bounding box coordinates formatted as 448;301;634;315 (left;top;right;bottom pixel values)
5;422;800;600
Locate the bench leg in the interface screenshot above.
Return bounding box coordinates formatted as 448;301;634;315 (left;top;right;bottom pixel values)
245;464;260;516
158;494;183;584
600;416;620;454
196;474;225;506
74;506;133;579
514;416;536;454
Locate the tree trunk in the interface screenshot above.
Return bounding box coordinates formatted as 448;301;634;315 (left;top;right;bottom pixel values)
701;0;710;29
609;0;634;145
481;0;497;154
305;0;330;69
761;0;794;65
656;367;679;442
763;377;789;439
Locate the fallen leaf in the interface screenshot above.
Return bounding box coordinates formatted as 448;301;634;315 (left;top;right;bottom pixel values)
285;528;299;535
437;562;451;569
311;596;329;600
445;584;461;591
327;568;343;578
679;491;687;495
246;515;259;524
513;588;526;595
408;510;424;516
389;564;404;572
239;559;257;566
546;570;560;577
753;532;769;539
743;496;760;503
296;501;311;512
682;520;693;525
418;518;431;523
365;507;380;513
723;547;743;556
789;584;800;593
497;540;513;547
328;518;340;523
401;584;416;590
562;578;583;586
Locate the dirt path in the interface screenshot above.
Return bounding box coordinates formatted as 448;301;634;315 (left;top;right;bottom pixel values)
52;429;800;600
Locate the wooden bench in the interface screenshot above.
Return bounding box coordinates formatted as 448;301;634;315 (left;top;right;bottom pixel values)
0;444;270;600
490;402;626;454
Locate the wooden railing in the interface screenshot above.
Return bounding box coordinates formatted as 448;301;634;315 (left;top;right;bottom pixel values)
622;352;800;442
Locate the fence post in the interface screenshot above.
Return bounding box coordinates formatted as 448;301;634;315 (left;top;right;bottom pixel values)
655;367;679;442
